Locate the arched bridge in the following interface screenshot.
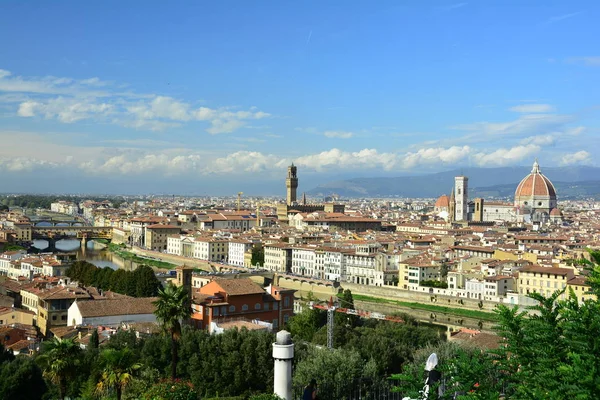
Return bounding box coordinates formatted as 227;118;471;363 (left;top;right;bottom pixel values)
32;226;113;241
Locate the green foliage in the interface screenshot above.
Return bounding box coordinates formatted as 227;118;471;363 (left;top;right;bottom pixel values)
391;250;600;399
90;330;100;350
251;246;265;267
249;394;283;400
0;356;47;400
1;244;26;252
179;327;275;397
420;280;449;289
293;346;364;399
154;283;192;380
66;261;162;297
140;380;199;400
108;244;177;269
37;337;82;400
287;308;326;342
96;348;142;400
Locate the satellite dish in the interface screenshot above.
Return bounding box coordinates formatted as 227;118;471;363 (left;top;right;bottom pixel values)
425;353;438;371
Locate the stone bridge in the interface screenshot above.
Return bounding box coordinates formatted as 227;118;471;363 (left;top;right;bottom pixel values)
32;226;113;243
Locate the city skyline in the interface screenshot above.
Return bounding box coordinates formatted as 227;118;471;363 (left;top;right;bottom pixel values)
1;1;599;194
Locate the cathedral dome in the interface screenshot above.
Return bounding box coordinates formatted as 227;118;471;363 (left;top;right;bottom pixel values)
514;160;557;200
550;207;562;216
435;195;450;208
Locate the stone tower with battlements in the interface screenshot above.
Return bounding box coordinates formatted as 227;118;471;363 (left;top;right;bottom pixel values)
286;163;298;206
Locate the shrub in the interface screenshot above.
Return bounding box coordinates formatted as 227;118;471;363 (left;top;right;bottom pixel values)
141;380;199;400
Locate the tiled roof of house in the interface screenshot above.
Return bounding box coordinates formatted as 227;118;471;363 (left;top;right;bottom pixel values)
75;297;158;318
213;278;266;296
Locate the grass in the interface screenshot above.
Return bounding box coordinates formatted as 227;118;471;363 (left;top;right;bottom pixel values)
107;243;177;269
93;238;109;245
353;294;498;321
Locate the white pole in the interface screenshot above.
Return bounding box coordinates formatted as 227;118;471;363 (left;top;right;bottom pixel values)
273;330;294;400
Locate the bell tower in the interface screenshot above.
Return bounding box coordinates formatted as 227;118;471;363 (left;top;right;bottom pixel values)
286;163;298;206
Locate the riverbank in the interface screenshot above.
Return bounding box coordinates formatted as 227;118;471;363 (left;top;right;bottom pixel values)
107;243;177;269
353;294;498;322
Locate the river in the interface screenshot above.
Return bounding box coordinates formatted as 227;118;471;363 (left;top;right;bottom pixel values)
31;239;142;271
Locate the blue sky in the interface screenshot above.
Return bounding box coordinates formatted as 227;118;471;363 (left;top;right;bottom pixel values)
0;0;598;194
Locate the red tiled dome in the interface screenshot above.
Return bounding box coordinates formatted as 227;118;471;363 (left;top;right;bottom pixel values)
514;161;557;199
435;195;450;207
550;208;562;216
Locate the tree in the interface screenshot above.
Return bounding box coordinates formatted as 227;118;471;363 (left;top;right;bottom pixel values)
0;357;47;400
251;246;265;267
96;348;141;400
37;337;82;400
90;329;100;350
287;308;325;342
134;265;162;297
153;283;191;380
293;346;364;399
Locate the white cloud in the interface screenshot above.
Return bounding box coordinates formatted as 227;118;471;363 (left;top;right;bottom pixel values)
296;148;399;172
509;104;555;113
1;68;270;134
453;113;574;136
473;144;540;166
206;151;286;174
0;157;59;172
323;130;354;139
520;134;556;146
560;150;591;166
402;146;471;168
566;57;600;66
18;97;114;123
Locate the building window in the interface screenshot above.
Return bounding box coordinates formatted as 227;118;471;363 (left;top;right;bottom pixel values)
242;304;248;311
272;319;278;328
284;297;290;307
273;303;279;310
284;314;289;323
264;302;269;311
52;315;57;321
255;303;261;310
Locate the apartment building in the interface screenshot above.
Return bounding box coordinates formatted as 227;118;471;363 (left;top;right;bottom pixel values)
264;243;292;273
190;278;294;331
517;265;574;299
193;238;229;261
291;247;317;277
37;285;93;336
228;240;254;267
145;224;181;251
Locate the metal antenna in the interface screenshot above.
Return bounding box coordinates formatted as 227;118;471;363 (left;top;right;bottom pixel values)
327;307;334;349
326;296;335;349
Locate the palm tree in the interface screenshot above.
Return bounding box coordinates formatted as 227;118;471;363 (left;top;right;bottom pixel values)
153;282;191;380
36;337;81;400
96;348;141;400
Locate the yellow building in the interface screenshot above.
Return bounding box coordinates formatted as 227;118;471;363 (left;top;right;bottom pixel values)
517;265;574;299
0;307;35;326
566;275;596;303
37;286;91;336
145;224;181;251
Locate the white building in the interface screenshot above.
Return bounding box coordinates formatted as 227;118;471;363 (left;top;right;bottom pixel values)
291;247;317;277
228;240;254;267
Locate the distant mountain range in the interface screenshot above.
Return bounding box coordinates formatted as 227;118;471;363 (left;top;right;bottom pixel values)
307;166;600;199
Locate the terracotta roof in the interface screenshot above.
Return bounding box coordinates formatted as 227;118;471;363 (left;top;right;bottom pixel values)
213;278;266;296
75;297;158;318
515;161;557;199
146;224;180;229
435;195;450;208
450;329;501;350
